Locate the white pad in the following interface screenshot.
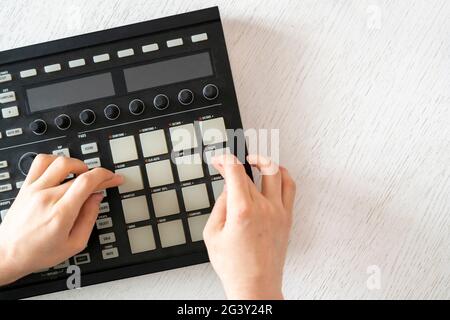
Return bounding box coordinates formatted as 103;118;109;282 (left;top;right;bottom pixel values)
115;166;144;194
139;130;168;157
188;214;210;242
158;220;186;248
109;136;138;164
182;183;210;212
169;123;198;151
175;153;204;181
152;189;180;217
199;117;227;145
128;226;156;254
204;147;231;175
122;196;150;224
211;179;225;200
145;160;174;187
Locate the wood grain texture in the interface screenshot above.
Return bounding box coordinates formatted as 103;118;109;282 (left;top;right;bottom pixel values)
1;0;448;299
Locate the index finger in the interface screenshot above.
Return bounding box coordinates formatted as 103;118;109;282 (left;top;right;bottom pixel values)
56;168;122;225
211;154;252;207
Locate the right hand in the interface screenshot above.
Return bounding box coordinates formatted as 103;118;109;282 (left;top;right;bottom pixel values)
204;154;296;299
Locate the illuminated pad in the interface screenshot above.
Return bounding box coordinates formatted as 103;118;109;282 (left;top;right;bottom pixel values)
122;195;150;224
204;147;231;175
152;189;180;217
182;183;210;212
199;117;227;145
115;166;144;194
175;153;204;182
139;130;168;158
169;123;198;151
146;160;174;187
158;220;186;248
211;179;225;200
109;136;138;164
128;226;156;254
188;214;210;242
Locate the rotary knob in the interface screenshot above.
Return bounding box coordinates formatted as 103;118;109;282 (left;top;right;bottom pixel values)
129;99;145;115
29;119;47;135
79;109;96;125
178;89;194;105
18;152;38;176
104;104;120;120
203;84;219;100
153;94;169;110
55;114;71;130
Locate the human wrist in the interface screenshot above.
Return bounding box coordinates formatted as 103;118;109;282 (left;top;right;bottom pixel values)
223;278;284;300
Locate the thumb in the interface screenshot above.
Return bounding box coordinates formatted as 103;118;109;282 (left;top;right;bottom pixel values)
68;193;104;253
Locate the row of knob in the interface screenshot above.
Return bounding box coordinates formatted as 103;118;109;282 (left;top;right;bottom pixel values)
29;84;219;135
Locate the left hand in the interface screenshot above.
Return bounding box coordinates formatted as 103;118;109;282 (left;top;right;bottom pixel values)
0;154;123;286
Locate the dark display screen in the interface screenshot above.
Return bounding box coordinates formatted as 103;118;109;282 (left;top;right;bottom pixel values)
124;52;213;92
27;73;115;112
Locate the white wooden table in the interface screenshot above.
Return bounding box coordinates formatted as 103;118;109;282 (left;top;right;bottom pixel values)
1;0;448;299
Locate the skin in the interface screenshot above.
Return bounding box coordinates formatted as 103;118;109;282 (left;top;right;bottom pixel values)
0;153;296;299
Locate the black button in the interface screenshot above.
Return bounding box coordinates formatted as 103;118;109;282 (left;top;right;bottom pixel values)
104;104;120;120
178;89;194;105
80;109;96;125
29;119;47;135
55;114;71;130
203;84;219;100
18;152;38;176
129;99;145;115
153;94;169;110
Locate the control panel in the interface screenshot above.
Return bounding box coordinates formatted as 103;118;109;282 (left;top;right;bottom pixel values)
0;7;251;299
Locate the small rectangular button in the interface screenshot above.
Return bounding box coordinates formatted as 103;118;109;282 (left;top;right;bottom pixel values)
0;161;7;169
69;59;86;68
2;106;19;119
99;202;110;214
5;128;22;137
116;165;144;194
109;136;138;164
0;184;12;193
81;142;98;154
142;43;159;53
0;74;12;83
122;195;150;224
167;38;183;48
99;232;116;245
117;48;134;58
96;217;113;230
44;64;61;73
52;148;70;157
74;253;91;265
191;33;208;43
0;172;10;181
102;247;119;260
0;91;16;104
20;69;37;78
158;220;186;248
84;157;101;169
128;226;156;254
93;54;110;63
16;181;24;189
